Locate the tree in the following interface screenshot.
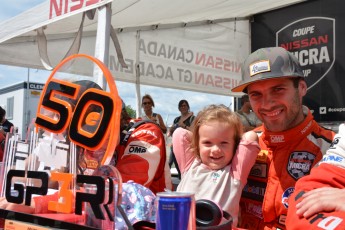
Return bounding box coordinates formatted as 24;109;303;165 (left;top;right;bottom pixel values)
125;105;136;118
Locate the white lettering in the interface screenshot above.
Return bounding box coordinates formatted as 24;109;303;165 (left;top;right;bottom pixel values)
131;129;157;138
270;135;285;143
303;69;312;77
288;162;311;171
293;26;315;37
293;46;330;66
317;216;343;230
328;108;345;113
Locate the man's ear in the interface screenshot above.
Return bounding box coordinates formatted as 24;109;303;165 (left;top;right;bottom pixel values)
299;80;307;97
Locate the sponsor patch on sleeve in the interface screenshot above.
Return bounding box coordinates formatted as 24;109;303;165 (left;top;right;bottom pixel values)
242;179;266;202
319;153;345;168
244;202;263;219
249;163;267;178
282;187;294;209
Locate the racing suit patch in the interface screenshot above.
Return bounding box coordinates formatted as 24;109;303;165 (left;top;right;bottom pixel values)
249;163;267;178
245;202;263;219
287;151;315;180
320;154;345;167
282;187;294;208
278;214;287;226
270;135;285;143
127;144;147;154
256;150;268;162
320;136;345;168
242;179;266;201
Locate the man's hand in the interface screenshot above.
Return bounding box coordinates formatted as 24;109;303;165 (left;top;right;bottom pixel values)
296;187;345;218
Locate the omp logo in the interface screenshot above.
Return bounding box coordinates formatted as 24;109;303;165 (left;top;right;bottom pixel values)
128;144;147;153
270;135;285;143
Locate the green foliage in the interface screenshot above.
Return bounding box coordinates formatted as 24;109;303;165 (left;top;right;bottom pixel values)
125;105;136;118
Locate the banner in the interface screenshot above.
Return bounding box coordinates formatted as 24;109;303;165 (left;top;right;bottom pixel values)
0;20;250;96
111;21;249;95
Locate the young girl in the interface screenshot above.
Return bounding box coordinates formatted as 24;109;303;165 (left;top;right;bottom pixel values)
172;104;259;227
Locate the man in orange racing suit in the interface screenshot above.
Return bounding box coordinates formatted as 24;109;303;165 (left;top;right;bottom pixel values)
286;123;345;230
231;47;335;229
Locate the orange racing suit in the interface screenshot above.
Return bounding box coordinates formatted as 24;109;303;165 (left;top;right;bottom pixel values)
239;107;335;229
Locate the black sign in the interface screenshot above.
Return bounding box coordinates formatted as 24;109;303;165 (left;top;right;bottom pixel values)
29;83;45;90
276;17;335;91
251;0;345;122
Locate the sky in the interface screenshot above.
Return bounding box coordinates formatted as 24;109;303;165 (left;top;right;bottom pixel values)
0;1;233;126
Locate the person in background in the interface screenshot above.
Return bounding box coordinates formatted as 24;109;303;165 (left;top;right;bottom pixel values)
140;94;167;134
230;47;335;229
286;123;345;230
236;95;262;131
0;131;4;161
167;99;195;180
0;106;14;134
0;106;13;161
173;104;260;227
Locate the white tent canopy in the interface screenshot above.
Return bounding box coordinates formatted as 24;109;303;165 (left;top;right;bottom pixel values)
0;0;305;42
0;0;305;98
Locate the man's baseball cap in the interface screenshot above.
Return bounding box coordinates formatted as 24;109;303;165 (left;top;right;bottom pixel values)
231;47;304;93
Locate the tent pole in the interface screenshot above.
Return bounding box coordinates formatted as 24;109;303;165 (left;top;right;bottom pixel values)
94;3;112;89
135;30;141;118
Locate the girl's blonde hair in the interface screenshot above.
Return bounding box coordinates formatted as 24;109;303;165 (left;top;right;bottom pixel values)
191;104;243;158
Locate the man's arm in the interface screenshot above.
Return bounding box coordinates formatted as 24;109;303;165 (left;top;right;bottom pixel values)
286;124;345;229
286;164;345;230
295;187;345;218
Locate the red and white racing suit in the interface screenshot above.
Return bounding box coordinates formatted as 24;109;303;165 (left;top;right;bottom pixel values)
286;123;345;230
239;107;335;229
115;120;172;194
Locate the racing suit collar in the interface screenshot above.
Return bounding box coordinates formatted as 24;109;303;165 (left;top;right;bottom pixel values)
261;106;315;146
